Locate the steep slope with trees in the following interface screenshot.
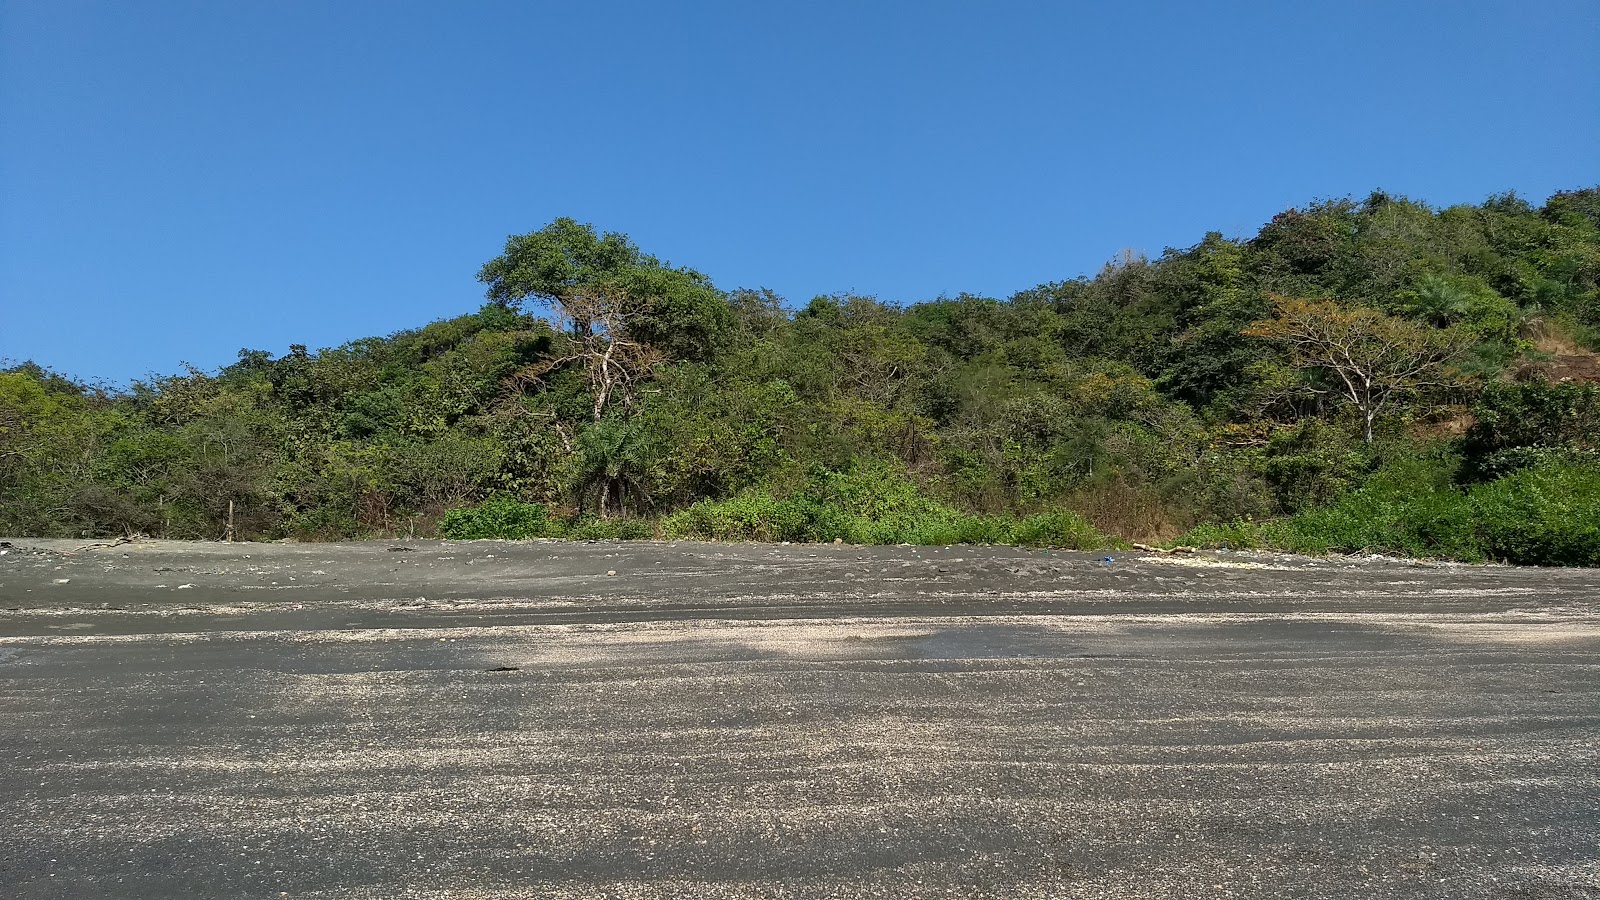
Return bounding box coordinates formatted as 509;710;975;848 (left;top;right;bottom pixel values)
5;188;1598;563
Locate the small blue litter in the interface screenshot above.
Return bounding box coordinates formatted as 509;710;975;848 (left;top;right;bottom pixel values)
1100;556;1115;563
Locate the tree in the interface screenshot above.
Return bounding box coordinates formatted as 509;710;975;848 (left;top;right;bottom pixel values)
1395;273;1524;342
506;285;665;422
569;417;656;518
1245;297;1467;444
478;218;730;361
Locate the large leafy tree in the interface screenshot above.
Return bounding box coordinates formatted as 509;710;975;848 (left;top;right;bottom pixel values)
478;218;730;361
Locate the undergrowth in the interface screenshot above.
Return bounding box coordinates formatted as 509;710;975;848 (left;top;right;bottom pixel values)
442;458;1599;566
1175;459;1600;566
440;465;1121;550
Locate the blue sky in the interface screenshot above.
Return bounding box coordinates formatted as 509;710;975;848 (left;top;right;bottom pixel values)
3;1;1597;384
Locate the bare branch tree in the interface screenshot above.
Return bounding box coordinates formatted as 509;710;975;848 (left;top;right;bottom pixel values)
1245;296;1468;444
503;285;665;421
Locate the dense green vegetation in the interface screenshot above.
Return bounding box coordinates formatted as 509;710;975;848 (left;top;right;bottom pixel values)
5;188;1599;564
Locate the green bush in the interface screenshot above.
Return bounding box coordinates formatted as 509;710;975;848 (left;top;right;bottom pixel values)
660;468;1117;549
1471;463;1600;566
950;515;1017;545
802;461;965;541
439;496;552;540
565;517;654;541
662;490;883;538
1462;378;1600;480
663;463;967;545
1012;511;1117;549
663;491;838;542
1257;421;1371;513
1261;452;1480;559
1174;458;1600;567
286;506;362;541
1173;520;1268;550
1281;486;1481;560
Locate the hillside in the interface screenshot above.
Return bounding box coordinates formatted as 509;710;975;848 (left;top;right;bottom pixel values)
4;188;1598;564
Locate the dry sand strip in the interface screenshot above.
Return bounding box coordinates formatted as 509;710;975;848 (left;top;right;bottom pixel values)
0;541;1597;898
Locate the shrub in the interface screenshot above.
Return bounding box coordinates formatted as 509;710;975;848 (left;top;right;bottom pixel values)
1173;459;1600;566
802;461;965;541
950;515;1017;545
286;506;362;541
1174;520;1267;550
1066;479;1185;542
438;495;552;540
661;482;1118;550
1253;451;1480;559
1471;462;1600;566
661;491;854;542
565;516;654;541
1012;511;1117;549
1281;485;1481;560
1257;420;1371;513
1462;378;1600;480
663;463;975;545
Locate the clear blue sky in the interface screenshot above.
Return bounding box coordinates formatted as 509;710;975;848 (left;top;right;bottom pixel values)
3;1;1597;384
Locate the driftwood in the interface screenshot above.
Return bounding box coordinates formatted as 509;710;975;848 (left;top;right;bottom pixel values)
71;535;141;554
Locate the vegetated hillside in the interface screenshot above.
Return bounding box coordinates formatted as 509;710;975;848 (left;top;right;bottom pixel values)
4;189;1599;564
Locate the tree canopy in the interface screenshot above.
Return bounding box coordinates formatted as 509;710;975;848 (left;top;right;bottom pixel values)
479;218;731;361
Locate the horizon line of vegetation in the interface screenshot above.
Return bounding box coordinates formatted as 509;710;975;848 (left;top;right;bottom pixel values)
4;187;1599;565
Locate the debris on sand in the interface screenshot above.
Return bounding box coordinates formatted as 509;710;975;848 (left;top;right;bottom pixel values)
1134;555;1287;571
71;535;142;554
